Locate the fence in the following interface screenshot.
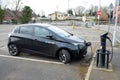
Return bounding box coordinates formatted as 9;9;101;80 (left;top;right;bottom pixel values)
36;20;96;27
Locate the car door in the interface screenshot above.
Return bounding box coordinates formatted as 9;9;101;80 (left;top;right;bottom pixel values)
18;25;34;50
33;26;56;56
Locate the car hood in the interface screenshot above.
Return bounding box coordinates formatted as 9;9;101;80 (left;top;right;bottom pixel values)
65;35;85;43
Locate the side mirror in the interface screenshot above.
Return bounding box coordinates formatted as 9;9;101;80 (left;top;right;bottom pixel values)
70;33;73;36
68;32;73;36
86;42;91;46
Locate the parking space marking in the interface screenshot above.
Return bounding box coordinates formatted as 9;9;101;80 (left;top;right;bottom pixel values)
0;55;63;65
89;41;100;43
0;46;6;48
0;46;4;48
85;51;97;80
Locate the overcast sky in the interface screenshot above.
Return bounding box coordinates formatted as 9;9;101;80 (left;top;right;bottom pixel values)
10;0;115;16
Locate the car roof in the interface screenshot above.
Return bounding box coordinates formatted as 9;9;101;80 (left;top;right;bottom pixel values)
17;23;52;28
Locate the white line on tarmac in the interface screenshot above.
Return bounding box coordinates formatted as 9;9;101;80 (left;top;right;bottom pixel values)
0;55;63;65
0;46;6;49
90;41;100;43
85;51;96;80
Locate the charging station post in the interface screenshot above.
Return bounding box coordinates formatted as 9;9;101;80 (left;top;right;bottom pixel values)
96;32;112;69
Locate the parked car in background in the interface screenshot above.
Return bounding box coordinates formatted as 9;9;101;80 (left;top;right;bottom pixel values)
8;23;91;63
2;20;11;24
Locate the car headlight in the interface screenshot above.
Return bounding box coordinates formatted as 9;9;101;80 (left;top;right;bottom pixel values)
8;33;11;37
72;43;86;49
72;43;85;46
72;43;80;46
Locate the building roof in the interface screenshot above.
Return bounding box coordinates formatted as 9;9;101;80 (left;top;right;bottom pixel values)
5;9;15;17
49;11;67;16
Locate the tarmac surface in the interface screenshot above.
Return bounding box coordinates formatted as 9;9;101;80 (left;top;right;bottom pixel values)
2;24;119;80
0;24;105;80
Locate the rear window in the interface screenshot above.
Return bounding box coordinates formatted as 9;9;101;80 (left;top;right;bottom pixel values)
19;26;33;35
48;26;70;37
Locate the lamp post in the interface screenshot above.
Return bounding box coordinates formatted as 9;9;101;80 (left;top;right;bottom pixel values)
113;0;119;46
98;0;101;11
68;0;70;10
108;3;113;32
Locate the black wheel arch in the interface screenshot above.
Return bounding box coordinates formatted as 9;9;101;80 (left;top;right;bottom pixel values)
8;42;21;49
55;47;71;58
8;42;21;56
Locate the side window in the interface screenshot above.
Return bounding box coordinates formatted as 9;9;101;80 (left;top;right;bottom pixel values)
34;27;50;37
13;26;19;33
20;26;33;35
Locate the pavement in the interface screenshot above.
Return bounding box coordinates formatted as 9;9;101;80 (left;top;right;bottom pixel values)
86;25;120;80
88;47;120;80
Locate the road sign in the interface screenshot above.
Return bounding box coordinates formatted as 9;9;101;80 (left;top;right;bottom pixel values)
97;11;101;16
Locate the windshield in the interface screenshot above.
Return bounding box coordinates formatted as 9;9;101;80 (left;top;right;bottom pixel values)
48;26;71;37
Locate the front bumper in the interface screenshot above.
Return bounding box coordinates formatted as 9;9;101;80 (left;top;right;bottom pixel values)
70;42;91;58
70;46;87;58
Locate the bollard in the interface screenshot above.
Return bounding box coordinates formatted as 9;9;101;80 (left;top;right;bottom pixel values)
85;22;88;27
72;24;75;29
91;21;94;27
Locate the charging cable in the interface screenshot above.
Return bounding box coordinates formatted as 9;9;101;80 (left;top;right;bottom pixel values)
107;37;113;63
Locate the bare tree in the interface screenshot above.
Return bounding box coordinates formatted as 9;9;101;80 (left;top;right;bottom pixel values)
15;0;23;11
74;6;85;16
100;7;109;21
9;0;23;23
40;10;46;18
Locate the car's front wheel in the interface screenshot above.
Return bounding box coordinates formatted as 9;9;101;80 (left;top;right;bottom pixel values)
59;49;71;64
8;44;20;56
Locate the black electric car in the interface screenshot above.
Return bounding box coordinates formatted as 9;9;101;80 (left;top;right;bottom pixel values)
8;23;90;63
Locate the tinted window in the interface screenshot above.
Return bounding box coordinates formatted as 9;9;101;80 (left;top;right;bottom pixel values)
48;26;71;37
34;27;50;37
20;26;33;35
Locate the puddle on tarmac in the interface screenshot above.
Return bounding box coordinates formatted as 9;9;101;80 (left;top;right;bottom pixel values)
79;66;89;80
78;42;99;80
78;55;91;80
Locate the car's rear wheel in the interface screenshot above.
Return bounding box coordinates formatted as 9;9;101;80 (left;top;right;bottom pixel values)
59;49;71;64
8;44;20;56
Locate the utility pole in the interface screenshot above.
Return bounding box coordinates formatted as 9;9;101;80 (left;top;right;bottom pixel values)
68;0;70;10
55;0;59;20
108;3;113;32
98;0;101;11
113;0;119;46
82;0;88;16
98;0;101;27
